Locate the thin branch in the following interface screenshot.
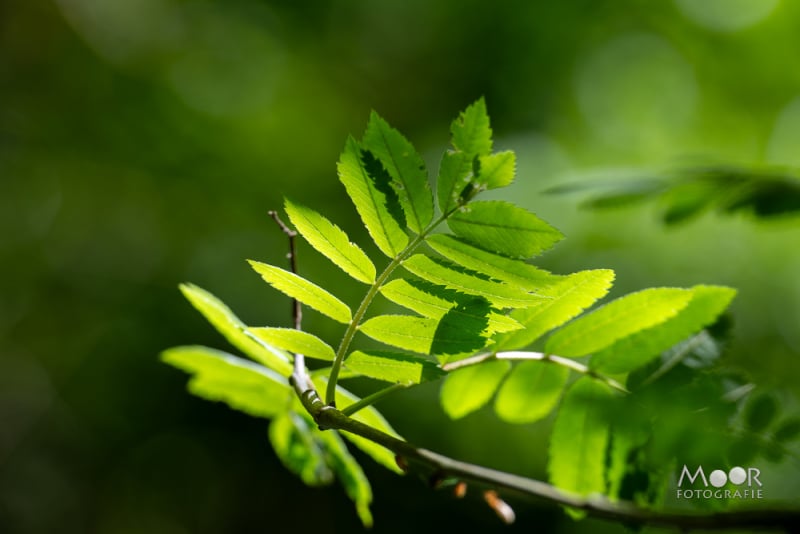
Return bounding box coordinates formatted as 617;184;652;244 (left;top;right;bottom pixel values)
269;210;315;395
443;351;629;394
294;389;800;531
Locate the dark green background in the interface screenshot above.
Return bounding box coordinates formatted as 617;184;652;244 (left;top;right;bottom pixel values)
2;0;799;532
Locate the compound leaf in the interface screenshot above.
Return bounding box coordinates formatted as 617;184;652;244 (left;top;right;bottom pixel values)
284;198;376;284
546;288;694;358
447;201;563;259
249;260;352;324
590;285;736;374
338;136;408;257
494;361;569;424
359;314;490;358
440;360;510;419
451;97;492;158
345;350;445;385
249;327;336;361
494;270;615;352
363;111;433;233
179;283;292;376
162;346;291;418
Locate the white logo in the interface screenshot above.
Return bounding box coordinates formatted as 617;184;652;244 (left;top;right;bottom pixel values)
676;465;763;500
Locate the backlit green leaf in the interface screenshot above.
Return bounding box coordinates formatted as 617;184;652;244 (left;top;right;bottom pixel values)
380;278;522;333
494;361;569;424
249;327;336;361
425;234;554;291
338;136;409;257
451;98;492;158
345;350;445;384
548;377;615;503
249;260;352;324
269;411;334;486
447;201;563;259
359;314;490;358
437;150;473;214
493;270;615;352
402;254;546;308
590;285;736;374
179;284;292;376
475;151;515;189
363;112;434;233
546;288;694;358
440;360;511;419
162;346;291;418
284;198;376;284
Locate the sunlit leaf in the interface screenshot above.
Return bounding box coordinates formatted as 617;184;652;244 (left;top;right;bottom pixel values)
475;151;515;189
590;285;736;374
380;278;522;333
363;111;434;233
447;201;563;259
359;314;490;358
494;270;615;352
548;377;615;506
425;234;554;291
437;150;473;214
451;97;492;158
546;288;694;358
402;254;546;308
440;360;510;419
338;136;409;257
345;350;445;384
249;260;352;324
179;283;292;376
494;360;569;424
249;327;336;361
162;346;291;418
284;198;376;284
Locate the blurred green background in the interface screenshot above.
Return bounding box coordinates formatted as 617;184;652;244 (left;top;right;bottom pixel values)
3;0;800;532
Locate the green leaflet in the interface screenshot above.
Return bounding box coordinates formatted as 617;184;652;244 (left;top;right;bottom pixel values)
447;201;564;259
338;136;409;257
284;198;376;284
313;377;404;474
162;346;291;418
249;327;336;361
590;285;736;374
249;260;352;324
363;111;434;234
380;278;522;334
425;234;554;291
493;270;616;352
440;360;511;419
475;151;515;189
269;411;334;486
270;411;374;527
179;283;293;376
316;427;374;527
548;377;615;505
494;361;569;424
359;314;490;359
345;350;445;385
401;254;546;308
546;287;695;358
437;150;473;215
451;97;492;158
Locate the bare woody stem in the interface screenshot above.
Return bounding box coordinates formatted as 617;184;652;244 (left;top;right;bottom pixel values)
295;387;800;532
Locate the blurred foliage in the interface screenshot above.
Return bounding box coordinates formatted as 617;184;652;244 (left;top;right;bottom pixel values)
3;0;800;532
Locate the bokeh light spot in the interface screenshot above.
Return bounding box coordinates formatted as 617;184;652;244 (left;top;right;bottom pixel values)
675;0;780;33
